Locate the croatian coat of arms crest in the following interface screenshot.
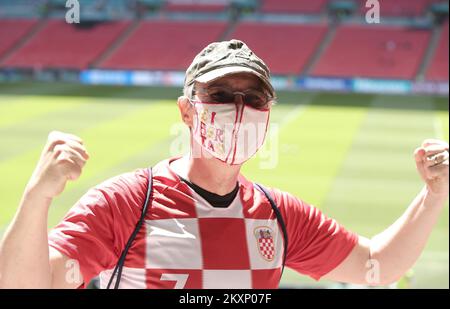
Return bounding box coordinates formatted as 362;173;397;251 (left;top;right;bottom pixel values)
254;227;275;261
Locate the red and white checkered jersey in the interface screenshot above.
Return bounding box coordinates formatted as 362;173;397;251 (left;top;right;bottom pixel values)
48;158;358;289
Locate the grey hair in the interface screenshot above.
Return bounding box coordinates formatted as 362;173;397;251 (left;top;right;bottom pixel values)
183;84;194;99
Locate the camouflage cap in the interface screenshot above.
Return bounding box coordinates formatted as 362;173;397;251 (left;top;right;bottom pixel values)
184;39;275;97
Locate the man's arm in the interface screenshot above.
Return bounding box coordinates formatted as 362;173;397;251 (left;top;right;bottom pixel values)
0;131;88;288
323;139;449;286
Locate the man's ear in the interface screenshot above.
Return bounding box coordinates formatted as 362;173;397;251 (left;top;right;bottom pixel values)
177;96;194;128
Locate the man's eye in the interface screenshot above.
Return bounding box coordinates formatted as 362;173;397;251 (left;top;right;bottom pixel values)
246;94;262;104
245;93;266;107
210;91;232;102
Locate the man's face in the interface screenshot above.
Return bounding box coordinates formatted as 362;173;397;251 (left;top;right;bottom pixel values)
178;72;273;165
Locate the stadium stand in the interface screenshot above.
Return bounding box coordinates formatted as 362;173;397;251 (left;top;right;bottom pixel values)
357;0;441;17
0;19;38;60
46;0;135;21
2;19;131;69
228;22;328;75
0;0;447;82
311;24;431;79
425;20;449;81
260;0;328;14
0;0;46;18
98;20;227;70
164;0;229;13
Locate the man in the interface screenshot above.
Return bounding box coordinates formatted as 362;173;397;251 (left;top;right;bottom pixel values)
0;40;448;289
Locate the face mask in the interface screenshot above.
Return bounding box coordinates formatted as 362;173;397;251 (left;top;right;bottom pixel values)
190;101;270;165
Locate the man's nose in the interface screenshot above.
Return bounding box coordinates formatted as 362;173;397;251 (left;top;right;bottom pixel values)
234;93;245;105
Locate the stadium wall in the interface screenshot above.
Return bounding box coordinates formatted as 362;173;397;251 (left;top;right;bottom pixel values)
74;69;450;96
1;68;448;96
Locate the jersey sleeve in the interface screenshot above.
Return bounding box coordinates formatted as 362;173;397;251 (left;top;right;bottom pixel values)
48;170;147;287
271;188;358;281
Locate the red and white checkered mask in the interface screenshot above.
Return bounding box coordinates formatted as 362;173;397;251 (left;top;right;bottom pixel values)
190;100;270;165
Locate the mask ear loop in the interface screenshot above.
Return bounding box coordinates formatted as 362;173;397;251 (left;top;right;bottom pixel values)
186;86;200;161
189;102;198;161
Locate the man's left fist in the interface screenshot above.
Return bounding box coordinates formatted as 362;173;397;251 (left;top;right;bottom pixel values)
414;139;449;198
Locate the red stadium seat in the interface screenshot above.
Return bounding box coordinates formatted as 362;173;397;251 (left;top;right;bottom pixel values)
311;25;431;80
260;0;327;14
228;22;327;75
0;19;38;59
3;19;131;69
165;0;228;13
426;20;449;81
98;20;227;70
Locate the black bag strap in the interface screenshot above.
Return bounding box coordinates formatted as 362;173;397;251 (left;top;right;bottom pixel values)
254;183;288;280
106;167;153;289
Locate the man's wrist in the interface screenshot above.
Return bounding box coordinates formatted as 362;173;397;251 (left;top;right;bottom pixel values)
423;186;449;205
22;185;53;208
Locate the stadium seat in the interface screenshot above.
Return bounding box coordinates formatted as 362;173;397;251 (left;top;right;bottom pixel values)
426;20;449;81
227;22;327;75
0;19;38;59
98;20;227;70
164;0;229;13
260;0;328;14
2;19;131;69
311;25;431;80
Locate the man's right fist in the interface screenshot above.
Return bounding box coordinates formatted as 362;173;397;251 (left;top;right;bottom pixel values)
26;131;89;199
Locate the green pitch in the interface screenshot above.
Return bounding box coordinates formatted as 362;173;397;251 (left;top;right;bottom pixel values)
0;82;448;288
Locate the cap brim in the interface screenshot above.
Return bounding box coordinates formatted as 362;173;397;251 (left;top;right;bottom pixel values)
195;66;275;97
